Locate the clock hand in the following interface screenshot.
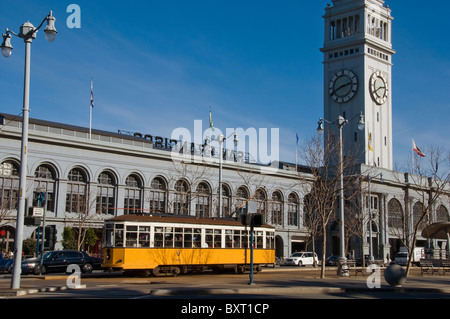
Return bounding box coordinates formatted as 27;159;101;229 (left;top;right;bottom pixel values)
332;82;351;95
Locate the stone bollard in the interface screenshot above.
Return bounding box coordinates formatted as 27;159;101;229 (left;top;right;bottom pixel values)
384;263;407;287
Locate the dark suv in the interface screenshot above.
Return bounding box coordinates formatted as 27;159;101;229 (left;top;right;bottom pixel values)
22;250;102;275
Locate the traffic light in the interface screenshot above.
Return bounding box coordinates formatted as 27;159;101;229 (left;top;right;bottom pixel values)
45;226;57;249
253;214;264;227
240;213;264;227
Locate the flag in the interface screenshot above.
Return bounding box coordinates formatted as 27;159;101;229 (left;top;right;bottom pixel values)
296;129;299;147
209;107;214;131
90;78;94;108
368;132;373;151
412;139;425;157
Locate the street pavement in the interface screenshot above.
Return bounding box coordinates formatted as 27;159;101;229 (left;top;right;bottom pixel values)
0;266;449;299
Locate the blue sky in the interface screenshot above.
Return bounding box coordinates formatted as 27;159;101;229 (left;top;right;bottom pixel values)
1;1;449;170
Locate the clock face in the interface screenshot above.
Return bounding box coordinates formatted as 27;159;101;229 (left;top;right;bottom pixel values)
329;70;358;103
370;71;388;105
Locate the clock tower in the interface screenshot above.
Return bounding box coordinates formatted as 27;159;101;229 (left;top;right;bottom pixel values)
321;0;395;170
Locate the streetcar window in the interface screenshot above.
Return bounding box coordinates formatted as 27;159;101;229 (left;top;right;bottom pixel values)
175;228;183;248
266;231;275;249
193;228;201;248
126;225;138;247
242;230;249;248
165;227;174;247
225;230;232;248
139;226;150;247
233;230;241;248
256;231;263;249
214;229;222;248
115;224;124;247
184;232;192;248
104;224;114;247
205;229;213;248
154;227;163;247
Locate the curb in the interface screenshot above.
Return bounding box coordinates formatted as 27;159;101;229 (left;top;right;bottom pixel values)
0;284;86;297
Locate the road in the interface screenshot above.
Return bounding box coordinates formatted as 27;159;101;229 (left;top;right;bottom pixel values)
1;267;448;317
2;266;449;299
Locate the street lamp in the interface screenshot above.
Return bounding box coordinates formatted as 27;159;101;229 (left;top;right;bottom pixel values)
316;113;365;262
367;172;383;263
217;132;238;218
1;11;57;290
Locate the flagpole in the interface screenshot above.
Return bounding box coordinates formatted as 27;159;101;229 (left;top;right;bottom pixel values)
89;77;93;139
295;128;298;170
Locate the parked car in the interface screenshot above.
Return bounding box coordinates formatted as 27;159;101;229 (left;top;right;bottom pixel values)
0;253;13;273
21;250;102;275
325;255;340;266
284;252;319;267
393;252;408;266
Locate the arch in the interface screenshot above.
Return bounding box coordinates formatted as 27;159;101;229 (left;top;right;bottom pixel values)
149;176;168;214
271;190;283;226
33;163;59;212
288;192;299;226
96;170;118;215
235;185;249;215
0;159;20;211
255;188;267;216
195;182;211;218
124;173;144;214
413;201;427;231
275;235;284;259
387;198;403;229
436;205;449;222
174;179;190;215
219;183;232;217
66;167;90;214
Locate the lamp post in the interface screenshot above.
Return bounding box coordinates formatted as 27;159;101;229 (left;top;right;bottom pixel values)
1;11;57;289
317;113;364;260
367;173;383;263
217;132;238;218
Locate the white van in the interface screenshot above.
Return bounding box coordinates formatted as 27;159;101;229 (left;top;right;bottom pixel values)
284;252;319;267
394;252;408;266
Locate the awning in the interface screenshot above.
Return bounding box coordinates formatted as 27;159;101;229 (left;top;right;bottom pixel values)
421;222;450;239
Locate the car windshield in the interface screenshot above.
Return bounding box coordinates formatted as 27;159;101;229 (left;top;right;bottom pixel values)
42;252;57;260
291;253;303;257
396;253;407;258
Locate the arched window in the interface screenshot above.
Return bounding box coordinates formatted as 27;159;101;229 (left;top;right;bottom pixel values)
124;174;143;214
149;177;167;214
174;179;190;215
255;188;267;216
388;198;403;229
66;167;88;213
413;202;427;231
96;171;116;215
271;191;283;225
288;193;299;226
236;186;249;215
33;164;57;211
436;205;449;222
220;184;231;217
195;182;211;218
0;160;19;211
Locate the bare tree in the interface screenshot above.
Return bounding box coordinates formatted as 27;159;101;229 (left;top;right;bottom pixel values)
165;157;213;217
297;134;362;278
398;145;450;276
